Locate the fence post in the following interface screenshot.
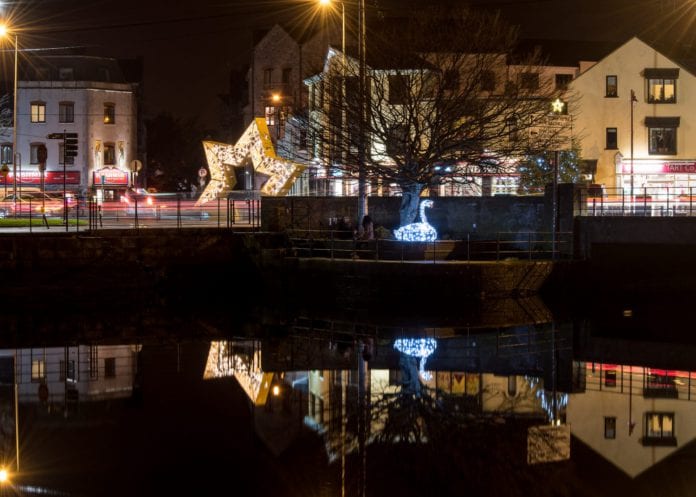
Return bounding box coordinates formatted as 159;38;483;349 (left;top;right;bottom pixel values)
496;232;500;261
528;232;532;260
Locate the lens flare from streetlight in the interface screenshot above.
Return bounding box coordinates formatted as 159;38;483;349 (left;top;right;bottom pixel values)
0;24;6;37
319;0;331;4
0;468;9;483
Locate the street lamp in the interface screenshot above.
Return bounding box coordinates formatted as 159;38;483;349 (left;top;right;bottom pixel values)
630;89;637;206
0;24;17;199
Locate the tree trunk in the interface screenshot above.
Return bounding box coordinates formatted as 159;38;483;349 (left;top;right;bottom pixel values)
398;182;425;226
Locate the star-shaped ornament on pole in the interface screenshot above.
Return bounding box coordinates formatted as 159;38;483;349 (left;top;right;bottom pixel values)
196;118;306;205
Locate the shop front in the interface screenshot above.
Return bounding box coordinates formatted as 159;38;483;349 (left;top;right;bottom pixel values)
616;160;696;199
92;168;130;202
0;170;81;196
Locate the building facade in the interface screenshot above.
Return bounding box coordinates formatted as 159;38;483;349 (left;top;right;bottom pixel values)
569;37;696;198
2;55;138;201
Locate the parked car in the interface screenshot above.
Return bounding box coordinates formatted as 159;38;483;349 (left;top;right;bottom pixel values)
0;191;65;218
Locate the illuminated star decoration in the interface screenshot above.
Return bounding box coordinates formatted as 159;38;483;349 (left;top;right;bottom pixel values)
196;117;306;205
393;338;438;381
551;98;566;114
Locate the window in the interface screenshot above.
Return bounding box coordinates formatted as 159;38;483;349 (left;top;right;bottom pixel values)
30;102;46;123
265;106;276;126
282;68;291;85
519;72;539;91
89;346;98;379
60;360;76;382
389;74;409;105
443;69;459;91
606;75;618;97
58;67;74;80
604;417;616;439
649;127;677;155
480;70;496;91
104;357;116;378
31;359;46;382
0;144;12;165
644;412;676;446
555;74;572;91
606;128;618;149
59;102;74;123
263;68;273;86
386;124;408;156
104;143;116;165
59;143;75;165
30;143;45;164
103;103;115;124
506;117;518;142
647;78;676;103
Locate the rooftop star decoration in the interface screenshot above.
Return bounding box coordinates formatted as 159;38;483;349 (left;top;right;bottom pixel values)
196;118;306;205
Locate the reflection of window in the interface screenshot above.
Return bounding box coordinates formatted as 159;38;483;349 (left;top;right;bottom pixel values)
606;75;618;97
31;102;46;123
90;346;98;379
604;417;616;439
282;68;291;85
643;412;676;446
103;103;115;124
104;143;116;165
59;102;74;123
647;78;676;103
60;360;76;382
104;357;116;378
263;68;273;86
604;369;617;387
265;106;275;126
649;127;677;155
606;128;618;149
507;375;517;396
31;359;46;382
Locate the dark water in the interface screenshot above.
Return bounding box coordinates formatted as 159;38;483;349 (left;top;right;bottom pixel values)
0;294;695;497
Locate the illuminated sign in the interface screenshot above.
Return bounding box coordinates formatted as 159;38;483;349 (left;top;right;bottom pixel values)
621;161;696;174
0;171;80;185
93;169;129;185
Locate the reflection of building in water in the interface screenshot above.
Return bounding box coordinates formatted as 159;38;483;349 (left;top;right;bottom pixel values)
0;344;140;405
568;361;696;478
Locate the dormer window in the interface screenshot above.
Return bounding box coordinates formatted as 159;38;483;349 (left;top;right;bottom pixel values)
58;67;74;80
645;68;678;103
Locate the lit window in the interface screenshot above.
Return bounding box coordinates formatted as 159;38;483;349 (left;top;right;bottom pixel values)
606;75;618;97
104;143;116;165
103;103;115;124
647;78;676;103
31;359;46;382
30;102;46;123
59;102;74;123
0;144;12;164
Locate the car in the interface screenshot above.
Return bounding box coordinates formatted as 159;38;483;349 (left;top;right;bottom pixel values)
0;191;65;218
120;187;169;216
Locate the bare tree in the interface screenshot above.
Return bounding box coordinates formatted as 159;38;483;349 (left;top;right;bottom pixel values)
293;5;569;226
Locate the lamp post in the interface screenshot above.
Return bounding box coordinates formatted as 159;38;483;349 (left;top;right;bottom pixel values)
630;89;637;207
0;25;18;200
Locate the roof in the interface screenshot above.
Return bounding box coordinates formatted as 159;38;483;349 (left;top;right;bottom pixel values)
19;55;128;83
511;38;623;67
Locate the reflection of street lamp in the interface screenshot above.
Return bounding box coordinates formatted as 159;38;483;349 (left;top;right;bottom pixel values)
0;24;18;199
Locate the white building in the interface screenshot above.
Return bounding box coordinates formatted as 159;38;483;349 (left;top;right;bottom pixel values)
569;37;696;197
4;55;138;201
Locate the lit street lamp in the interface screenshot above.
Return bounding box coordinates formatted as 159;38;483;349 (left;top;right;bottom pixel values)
0;24;17;200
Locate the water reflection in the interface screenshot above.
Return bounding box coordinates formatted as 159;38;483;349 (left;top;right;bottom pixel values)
2;302;696;496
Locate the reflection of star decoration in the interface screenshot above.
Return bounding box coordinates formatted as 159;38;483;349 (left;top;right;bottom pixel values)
551;98;565;114
196;118;306;205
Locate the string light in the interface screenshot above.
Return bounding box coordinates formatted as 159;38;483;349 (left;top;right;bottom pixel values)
394;337;437;381
394;199;438;242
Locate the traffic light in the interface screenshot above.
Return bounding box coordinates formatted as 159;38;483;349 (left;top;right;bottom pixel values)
64;133;78;158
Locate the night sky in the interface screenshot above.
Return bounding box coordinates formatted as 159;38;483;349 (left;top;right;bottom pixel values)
2;0;695;133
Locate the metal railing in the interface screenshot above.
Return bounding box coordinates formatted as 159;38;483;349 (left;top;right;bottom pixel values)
0;194;261;232
286;229;573;261
579;186;696;217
